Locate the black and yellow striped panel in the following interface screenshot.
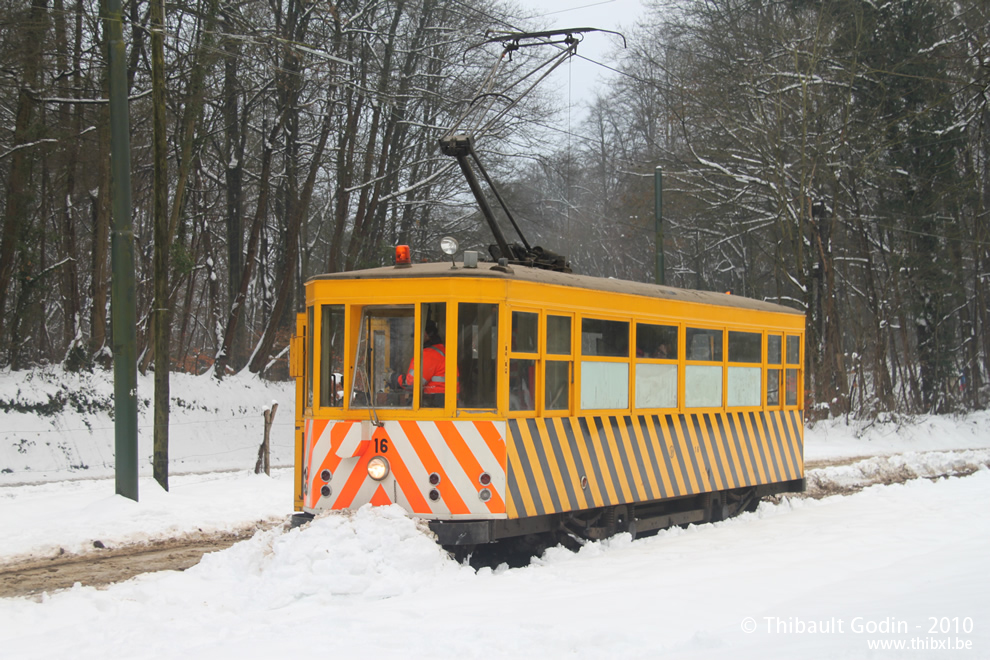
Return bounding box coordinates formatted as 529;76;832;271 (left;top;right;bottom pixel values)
505;410;803;519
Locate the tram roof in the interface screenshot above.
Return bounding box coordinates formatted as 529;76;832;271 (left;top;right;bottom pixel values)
308;262;803;316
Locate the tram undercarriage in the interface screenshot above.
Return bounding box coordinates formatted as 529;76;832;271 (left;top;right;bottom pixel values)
432;478;805;561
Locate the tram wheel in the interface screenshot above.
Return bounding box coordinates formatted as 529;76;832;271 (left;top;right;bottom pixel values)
607;505;637;539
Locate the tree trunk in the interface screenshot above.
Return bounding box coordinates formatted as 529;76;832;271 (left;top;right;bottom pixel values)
214;124;279;379
151;0;169;491
249;108;332;375
0;0;48;357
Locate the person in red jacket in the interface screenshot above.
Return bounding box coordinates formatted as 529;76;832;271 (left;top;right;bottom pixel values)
391;320;450;407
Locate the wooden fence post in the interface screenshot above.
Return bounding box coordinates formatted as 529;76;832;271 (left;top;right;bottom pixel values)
256;402;277;475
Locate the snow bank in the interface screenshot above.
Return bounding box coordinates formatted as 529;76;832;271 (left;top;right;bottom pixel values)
807;449;990;496
1;470;987;659
805;410;990;462
0;367;294;485
0;469;292;561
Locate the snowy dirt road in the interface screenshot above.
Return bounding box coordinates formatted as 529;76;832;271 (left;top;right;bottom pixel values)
2;448;987;599
2;385;989;659
1;457;988;660
0;528;261;598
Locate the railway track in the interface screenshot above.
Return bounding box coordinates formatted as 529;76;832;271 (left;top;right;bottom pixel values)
2;449;987;599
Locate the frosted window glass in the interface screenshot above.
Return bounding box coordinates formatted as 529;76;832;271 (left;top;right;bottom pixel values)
727;366;761;407
580;361;629;409
635;363;678;408
686;365;722;407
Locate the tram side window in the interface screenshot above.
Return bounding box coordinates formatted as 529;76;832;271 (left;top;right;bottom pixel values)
546;315;571;355
581;318;629;357
635;323;678;409
786;335;800;365
319;305;345;407
767;335;782;406
727;331;761;407
785;335;801;406
581;318;629;410
545;315;572;411
458;303;498;409
685;328;722;408
510;359;536;411
512;311;538;353
636;323;677;359
509;311;538;412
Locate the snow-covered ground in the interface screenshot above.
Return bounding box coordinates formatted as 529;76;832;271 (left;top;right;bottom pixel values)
0;367;295;486
1;368;988;658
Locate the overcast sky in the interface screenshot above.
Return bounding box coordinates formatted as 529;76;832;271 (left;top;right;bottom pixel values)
520;0;646;108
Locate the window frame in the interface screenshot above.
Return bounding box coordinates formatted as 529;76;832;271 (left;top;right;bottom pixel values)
684;326;725;409
578;314;632;412
506;306;543;418
543;312;574;417
633;321;680;411
726;330;763;409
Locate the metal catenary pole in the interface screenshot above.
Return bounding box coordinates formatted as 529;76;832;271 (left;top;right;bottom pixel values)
105;0;139;501
655;166;665;286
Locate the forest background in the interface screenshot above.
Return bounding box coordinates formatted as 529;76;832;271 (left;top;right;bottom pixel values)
0;0;987;421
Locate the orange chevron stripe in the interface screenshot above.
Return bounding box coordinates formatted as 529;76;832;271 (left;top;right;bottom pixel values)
436;421;505;514
400;421;470;515
305;419;338;507
475;421;507;472
369;484;391;506
314;420;350;481
385;437;432;514
332;452;372;510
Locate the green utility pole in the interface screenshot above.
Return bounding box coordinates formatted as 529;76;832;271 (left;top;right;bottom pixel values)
105;0;139;501
655;166;665;286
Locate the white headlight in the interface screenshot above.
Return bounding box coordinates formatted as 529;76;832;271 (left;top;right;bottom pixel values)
367;456;390;481
440;236;459;255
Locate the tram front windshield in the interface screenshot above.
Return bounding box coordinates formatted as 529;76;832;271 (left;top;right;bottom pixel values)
350;306;415;408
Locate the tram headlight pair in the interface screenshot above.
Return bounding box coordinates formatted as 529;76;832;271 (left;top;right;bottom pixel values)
367;456;390;481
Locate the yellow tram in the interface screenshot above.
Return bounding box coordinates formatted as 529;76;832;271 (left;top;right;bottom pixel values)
290;247;805;547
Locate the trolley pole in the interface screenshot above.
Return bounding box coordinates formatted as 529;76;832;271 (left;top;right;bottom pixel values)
105;0;139;502
654;166;665;286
